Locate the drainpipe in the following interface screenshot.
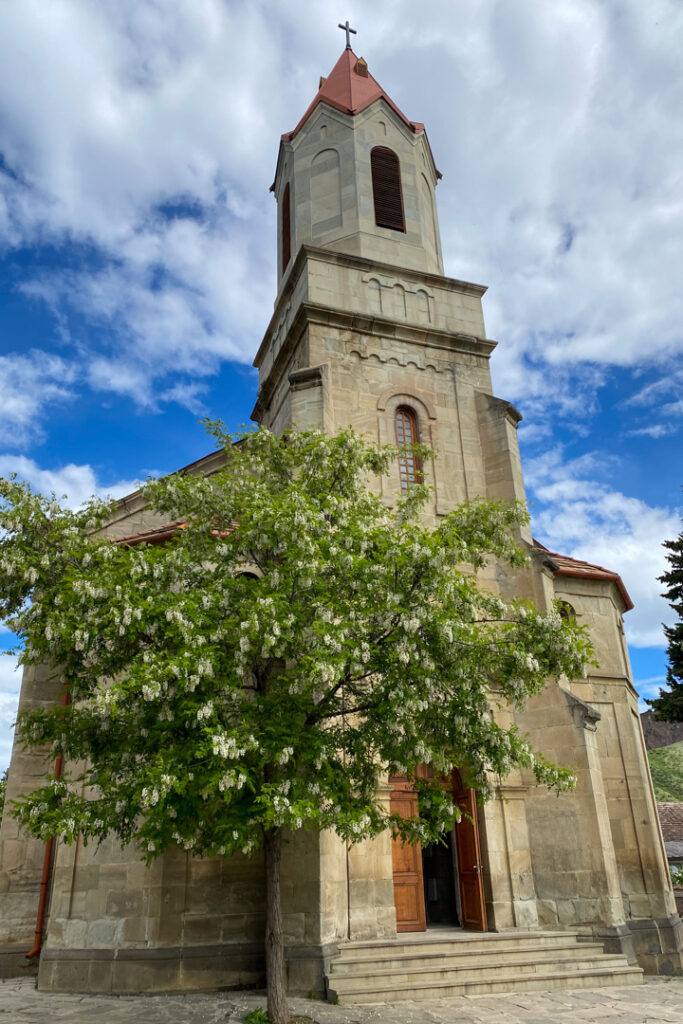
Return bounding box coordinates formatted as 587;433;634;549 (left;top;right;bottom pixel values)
26;688;70;961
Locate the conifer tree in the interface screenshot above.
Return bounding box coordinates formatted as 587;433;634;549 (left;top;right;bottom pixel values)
0;424;592;1024
648;523;683;722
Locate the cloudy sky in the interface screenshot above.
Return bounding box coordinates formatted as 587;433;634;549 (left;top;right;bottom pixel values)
0;0;681;771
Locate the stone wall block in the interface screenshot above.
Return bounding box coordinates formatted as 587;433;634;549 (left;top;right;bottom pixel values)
181;915;222;945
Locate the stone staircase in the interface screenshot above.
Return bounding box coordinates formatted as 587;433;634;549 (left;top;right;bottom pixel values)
327;930;643;1004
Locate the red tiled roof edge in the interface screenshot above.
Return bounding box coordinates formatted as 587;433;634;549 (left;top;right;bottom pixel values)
657;802;683;841
114;521;186;546
113;520;235;547
534;539;634;612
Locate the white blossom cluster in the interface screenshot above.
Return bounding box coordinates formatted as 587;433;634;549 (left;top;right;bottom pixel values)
2;426;589;865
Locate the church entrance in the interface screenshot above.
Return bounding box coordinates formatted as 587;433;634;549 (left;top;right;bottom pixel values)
389;768;487;933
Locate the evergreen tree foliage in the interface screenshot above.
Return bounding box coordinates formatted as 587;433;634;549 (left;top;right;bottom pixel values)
0;424;592;1023
648;523;683;723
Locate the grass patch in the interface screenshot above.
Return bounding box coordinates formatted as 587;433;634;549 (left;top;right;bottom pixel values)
648;741;683;802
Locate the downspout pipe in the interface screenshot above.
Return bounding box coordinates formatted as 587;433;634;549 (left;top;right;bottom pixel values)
26;688;70;961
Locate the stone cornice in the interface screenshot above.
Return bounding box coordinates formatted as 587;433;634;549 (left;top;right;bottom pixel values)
254;244;490;370
302;244;487;297
251;299;496;422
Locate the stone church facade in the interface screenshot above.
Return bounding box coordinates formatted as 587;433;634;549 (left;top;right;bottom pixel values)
0;46;681;996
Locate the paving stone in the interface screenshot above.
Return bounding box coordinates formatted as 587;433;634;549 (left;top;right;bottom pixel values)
1;978;683;1023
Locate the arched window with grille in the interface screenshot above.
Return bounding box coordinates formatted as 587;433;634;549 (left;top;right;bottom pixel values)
281;182;292;272
395;406;421;493
371;147;405;232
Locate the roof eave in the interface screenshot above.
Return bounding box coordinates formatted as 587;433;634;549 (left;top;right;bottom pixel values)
534;539;634;612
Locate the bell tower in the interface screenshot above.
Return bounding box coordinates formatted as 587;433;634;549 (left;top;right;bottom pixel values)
271;46;444;287
254;44;531;535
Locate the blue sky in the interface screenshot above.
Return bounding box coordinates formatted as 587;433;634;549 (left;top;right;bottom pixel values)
0;0;681;770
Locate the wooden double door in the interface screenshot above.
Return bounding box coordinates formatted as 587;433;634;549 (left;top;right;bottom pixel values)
389;768;487;932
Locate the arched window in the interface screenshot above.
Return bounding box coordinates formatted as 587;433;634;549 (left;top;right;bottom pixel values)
395;406;421;493
371;147;405;232
281;182;291;272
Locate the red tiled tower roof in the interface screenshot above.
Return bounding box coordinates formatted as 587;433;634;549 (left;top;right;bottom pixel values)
283;48;425;142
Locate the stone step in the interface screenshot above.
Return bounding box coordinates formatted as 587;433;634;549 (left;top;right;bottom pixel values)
332;940;609;974
331;954;631;991
339;930;583;957
331;964;644;1004
328;930;644;1004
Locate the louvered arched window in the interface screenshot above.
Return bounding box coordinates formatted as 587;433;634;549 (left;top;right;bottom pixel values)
395;406;421;493
281;182;292;272
371;147;405;232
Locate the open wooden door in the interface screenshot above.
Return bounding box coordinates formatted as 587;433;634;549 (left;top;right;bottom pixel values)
389;775;426;932
453;772;487;931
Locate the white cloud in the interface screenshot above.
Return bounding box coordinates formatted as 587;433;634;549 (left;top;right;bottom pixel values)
622;368;683;438
634;675;668;709
0;455;139;508
0;0;278;418
626;371;683;409
502;361;606;440
0;0;681;423
23;218;269;403
526;447;681;647
159;381;209;418
0;351;76;448
431;0;683;382
627;424;678;439
0;653;21;775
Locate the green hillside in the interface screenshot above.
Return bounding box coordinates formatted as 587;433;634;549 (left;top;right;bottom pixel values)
648;741;683;802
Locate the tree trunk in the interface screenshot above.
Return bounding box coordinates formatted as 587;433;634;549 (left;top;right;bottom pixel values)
264;827;288;1024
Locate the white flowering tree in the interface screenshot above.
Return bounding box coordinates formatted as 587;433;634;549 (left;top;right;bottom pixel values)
0;424;591;1024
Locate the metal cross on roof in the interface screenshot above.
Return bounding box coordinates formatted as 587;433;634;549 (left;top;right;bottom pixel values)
338;20;357;49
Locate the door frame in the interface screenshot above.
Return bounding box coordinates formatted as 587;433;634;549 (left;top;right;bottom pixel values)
389;767;488;932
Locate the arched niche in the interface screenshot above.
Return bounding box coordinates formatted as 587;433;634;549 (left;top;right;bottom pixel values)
415;288;431;324
368;277;383;314
280;181;291;275
389;283;407;319
421;173;439;260
311;148;342;235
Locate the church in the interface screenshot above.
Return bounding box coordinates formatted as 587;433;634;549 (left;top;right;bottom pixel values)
0;39;681;1002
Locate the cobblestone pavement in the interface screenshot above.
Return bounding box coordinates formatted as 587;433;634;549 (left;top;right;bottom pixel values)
1;978;683;1024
